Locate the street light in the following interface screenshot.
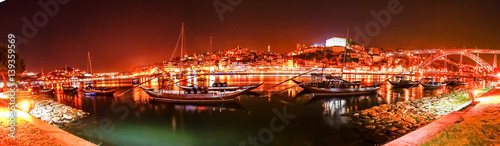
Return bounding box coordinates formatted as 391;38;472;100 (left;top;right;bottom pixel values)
468;89;480;101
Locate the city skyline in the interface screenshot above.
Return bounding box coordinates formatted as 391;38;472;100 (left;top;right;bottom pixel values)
1;0;500;72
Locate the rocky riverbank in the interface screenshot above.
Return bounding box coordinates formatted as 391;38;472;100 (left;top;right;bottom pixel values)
349;88;489;144
28;99;89;127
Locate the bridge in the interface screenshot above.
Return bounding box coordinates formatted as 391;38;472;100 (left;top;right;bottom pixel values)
383;48;498;73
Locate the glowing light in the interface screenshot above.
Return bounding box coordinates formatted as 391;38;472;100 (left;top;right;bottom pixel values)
18;101;31;112
0;93;8;99
475;96;499;103
473;90;479;99
0;110;33;123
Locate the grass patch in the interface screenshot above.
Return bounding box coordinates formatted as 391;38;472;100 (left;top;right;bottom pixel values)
421;107;500;146
429;88;491;113
427;94;471;113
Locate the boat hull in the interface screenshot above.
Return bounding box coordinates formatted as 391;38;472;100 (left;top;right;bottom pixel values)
140;86;247;103
421;83;446;89
40;89;55;94
83;88;119;95
179;82;263;91
388;81;420;88
446;81;467;86
292;80;379;96
63;87;78;92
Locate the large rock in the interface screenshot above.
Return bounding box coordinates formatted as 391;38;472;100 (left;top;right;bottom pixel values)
63;114;73;120
52;117;61;123
369;111;380;118
380;113;391;120
41;116;51;122
28;99;89;127
389;114;401;122
388;126;398;131
378;104;391;112
365;125;376;130
397;130;406;135
402;116;417;124
367;119;375;124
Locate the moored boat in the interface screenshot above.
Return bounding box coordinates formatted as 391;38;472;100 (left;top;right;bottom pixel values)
40;89;55;94
62;87;78;92
388;76;420;88
140;85;250;103
83;87;119;96
292;75;380;96
445;77;467;86
421;78;446;89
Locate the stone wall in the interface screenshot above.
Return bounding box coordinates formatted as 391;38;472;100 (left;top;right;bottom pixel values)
349;89;476;143
29;99;89;127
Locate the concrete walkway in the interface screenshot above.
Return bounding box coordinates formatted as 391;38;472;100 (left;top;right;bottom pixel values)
385;88;500;146
0;99;95;146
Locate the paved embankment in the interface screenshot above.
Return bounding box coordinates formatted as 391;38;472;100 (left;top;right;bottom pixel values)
0;99;95;146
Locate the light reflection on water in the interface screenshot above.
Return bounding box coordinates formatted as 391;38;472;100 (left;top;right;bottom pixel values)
40;75;487;145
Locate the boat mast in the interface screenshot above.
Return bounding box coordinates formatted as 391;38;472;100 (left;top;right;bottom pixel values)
179;23;185;73
88;51;93;74
210;36;213;54
341;28;349;77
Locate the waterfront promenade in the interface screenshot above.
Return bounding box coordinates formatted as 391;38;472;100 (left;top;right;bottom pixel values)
386;87;500;146
0;98;95;146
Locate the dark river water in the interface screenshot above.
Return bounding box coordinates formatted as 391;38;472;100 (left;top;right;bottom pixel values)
40;75;477;146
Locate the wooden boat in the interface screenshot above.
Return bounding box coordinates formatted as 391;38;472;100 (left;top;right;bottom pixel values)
446;81;467;86
62;87;78;92
292;75;380;96
83;87;119;95
445;78;467;86
140;85;250;103
39;89;55;94
421;78;446;89
388;76;420;88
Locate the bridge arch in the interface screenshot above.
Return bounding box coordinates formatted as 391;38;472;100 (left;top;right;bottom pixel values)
417;50;494;72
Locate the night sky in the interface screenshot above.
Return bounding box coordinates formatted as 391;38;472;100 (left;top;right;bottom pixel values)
1;0;500;72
